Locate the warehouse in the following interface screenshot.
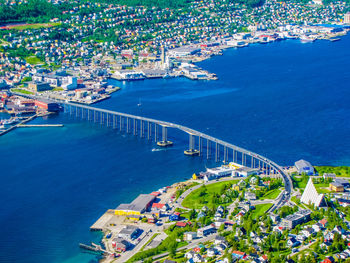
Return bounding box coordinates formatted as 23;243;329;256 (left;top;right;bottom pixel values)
34;99;59;112
115;194;156;216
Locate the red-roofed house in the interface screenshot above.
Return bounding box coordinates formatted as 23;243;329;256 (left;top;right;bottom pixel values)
152;203;165;209
259;254;268;262
319;219;328;228
232;251;246;259
155;203;168;211
176;221;191;228
150;191;160;196
322;256;335;263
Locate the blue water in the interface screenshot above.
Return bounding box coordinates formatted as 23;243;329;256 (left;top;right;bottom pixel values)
1;35;350;263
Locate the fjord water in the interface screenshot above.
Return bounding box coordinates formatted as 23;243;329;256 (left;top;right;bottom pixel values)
1;36;350;263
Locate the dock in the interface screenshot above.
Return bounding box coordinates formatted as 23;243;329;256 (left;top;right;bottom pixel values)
90;209;115;231
79;242;111;254
18;124;64;127
0;114;38;137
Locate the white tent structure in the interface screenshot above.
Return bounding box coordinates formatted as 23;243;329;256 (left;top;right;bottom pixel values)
300;178;326;207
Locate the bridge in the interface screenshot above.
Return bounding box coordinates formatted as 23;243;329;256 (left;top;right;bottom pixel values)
62;101;293;211
12;92;293;212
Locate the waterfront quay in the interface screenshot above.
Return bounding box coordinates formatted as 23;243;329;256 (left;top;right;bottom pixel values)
0;91;62;136
88;160;350;263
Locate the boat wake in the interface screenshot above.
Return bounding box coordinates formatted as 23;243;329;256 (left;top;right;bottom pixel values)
151;148;165;152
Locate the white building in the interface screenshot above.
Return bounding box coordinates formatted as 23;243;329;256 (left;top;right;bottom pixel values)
62;76;77;90
300;178;326;207
113;70;145;80
206;166;234;177
234;167;259;177
344;12;350;24
184;232;197;241
168;46;200;57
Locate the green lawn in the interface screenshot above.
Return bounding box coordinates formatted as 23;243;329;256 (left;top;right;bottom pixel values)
181;180;238;209
261;189;281;199
7;22;61;30
293;176;308;190
314;183;332;194
26;56;43;65
52;87;64;91
315;166;350;177
11;88;34;95
251;203;273;220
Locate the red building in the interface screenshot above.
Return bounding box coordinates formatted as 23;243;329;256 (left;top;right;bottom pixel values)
35;100;59;112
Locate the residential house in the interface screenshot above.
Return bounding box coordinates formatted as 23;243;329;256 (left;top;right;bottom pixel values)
232;251;246;259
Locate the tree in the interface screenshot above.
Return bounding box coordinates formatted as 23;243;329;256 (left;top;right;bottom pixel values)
167;240;177;258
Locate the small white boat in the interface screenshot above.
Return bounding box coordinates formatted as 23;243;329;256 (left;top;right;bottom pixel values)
300;35;316;43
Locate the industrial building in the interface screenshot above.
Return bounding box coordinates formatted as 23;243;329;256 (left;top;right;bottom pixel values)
115;194;156;216
118;225;140;240
34;99;60;112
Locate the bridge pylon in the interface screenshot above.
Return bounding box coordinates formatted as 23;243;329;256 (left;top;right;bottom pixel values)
157;125;173;147
184;133;199;156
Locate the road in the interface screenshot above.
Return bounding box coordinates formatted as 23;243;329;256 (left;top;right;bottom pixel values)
290;240;317;257
151;233;217;261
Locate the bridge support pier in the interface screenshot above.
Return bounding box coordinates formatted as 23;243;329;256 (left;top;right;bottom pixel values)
147;122;151;140
157;126;173;147
223;146;227;164
184;134;199;156
206;139;210;159
154;124;158;142
133;119;137;136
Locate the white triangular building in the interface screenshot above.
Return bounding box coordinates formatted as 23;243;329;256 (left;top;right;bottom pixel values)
300;178;326;207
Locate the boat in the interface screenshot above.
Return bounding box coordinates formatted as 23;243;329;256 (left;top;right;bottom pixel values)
137;98;142;107
3;117;18;126
300;35;316;43
329;38;340;42
236;41;248;48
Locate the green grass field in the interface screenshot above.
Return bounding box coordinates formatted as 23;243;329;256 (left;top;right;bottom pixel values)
251;203;273;220
314;183;331;194
6;22;61;30
26;56;43;65
11;88;34;95
315;166;350;177
181;180;238;209
293;176;308;190
261;189;281;199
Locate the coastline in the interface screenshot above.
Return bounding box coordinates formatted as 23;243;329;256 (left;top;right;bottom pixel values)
1;27;350;263
91;163;350;263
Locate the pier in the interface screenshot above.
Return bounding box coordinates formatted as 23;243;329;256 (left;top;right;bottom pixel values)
17;124;63;127
0;114;38;137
